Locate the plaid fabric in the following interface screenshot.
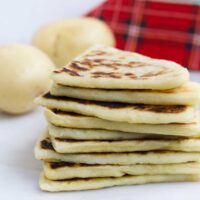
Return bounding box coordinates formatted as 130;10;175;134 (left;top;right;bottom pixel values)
87;0;200;71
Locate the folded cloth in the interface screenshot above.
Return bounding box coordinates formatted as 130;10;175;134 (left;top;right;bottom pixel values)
87;0;200;70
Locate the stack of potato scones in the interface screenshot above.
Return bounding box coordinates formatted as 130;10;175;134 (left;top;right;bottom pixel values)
35;45;200;192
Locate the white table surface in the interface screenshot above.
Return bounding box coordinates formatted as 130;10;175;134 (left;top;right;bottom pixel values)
0;72;199;200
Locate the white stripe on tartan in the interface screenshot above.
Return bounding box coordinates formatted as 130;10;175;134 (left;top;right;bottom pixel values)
110;0;123;28
125;0;145;51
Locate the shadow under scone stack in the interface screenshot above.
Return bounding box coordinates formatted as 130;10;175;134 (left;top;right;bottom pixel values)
34;45;200;192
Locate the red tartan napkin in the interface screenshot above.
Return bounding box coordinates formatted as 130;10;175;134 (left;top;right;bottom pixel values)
87;0;200;71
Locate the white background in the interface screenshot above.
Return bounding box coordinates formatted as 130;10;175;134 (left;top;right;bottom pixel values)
0;0;200;200
0;0;103;44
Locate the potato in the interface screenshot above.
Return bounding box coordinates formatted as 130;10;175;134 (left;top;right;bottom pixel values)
32;17;115;67
0;44;54;114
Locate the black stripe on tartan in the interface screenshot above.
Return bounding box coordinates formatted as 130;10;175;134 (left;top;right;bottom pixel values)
185;42;193;49
185;5;199;50
122;32;129;40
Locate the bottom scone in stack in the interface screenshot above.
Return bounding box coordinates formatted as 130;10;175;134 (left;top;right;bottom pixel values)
34;45;200;192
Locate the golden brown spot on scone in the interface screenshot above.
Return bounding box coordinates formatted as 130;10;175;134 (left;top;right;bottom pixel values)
133;104;186;113
69;62;89;71
92;59;105;63
86;50;108;56
128;62;148;67
125;72;137;79
141;68;169;78
92;71;121;78
54;68;80;76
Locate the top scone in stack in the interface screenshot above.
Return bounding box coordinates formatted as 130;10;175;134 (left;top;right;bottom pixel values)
35;45;200;192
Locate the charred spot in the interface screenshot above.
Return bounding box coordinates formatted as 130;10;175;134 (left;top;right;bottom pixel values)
52;109;81;116
55;138;122;142
133;104;186;113
49;162;100;169
43;92;81;102
53;69;61;74
56;177;93;182
94;101;129;108
82;100;129;109
55;138;84;142
43;92;75;101
43;92;54;99
40;138;53;150
135;150;179;154
125;73;133;76
49;162;75;169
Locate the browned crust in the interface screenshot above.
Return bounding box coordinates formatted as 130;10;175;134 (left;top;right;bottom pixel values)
48;162;101;169
52;48;173;81
48;160;196;169
43;93;187;113
54;83;193;94
40;138;54;150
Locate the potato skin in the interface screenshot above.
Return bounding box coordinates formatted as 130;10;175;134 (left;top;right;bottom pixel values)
0;44;54;114
32;17;115;67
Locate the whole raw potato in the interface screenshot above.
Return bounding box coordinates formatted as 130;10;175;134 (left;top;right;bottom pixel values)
0;44;54;114
32;17;115;67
